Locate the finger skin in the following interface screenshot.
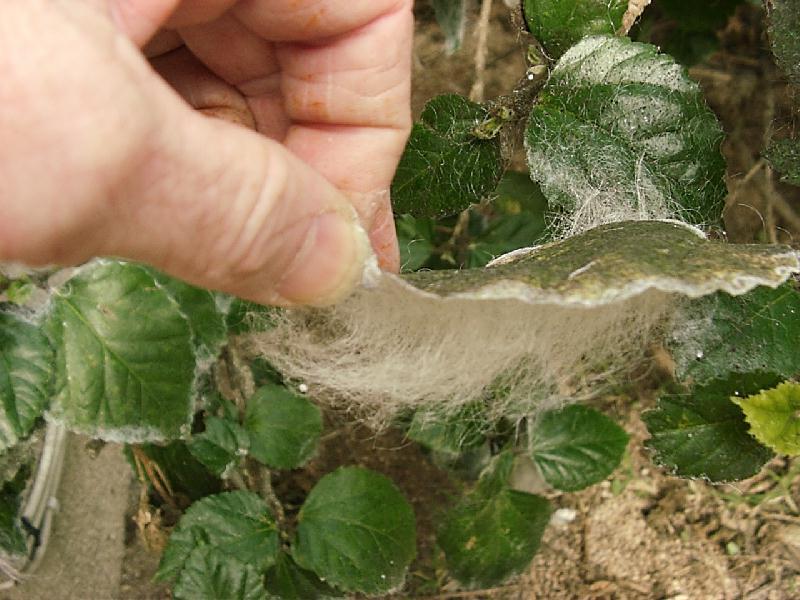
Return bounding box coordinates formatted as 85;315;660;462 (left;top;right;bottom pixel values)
111;106;371;305
0;1;369;305
177;14;290;139
150;47;256;128
234;0;407;42
109;0;182;45
178;0;413;270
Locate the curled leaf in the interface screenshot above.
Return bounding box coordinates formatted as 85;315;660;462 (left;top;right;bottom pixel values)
256;221;799;425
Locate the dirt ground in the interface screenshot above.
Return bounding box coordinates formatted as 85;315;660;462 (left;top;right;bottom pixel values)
6;2;800;600
0;435;130;600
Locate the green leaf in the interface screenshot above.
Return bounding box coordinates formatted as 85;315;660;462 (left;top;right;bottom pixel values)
733;381;800;455
522;0;628;57
431;0;467;54
660;0;743;31
292;467;416;595
0;463;32;556
189;416;250;476
466;171;549;268
439;490;551;588
525;35;727;231
643;373;779;481
407;404;487;454
226;298;275;335
245;384;323;469
396;214;436;273
647;0;744;65
0;311;53;451
400;221;799;306
265;552;340;599
765;138;800;185
768;0;800;81
493;170;549;215
46;261;196;441
5;280;35;306
438;453;551;588
157;491;280;581
670;283;800;386
0;427;41;487
146;269;228;362
473;450;516;497
529;404;628;491
173;546;268;600
249;358;284;388
392;95;504;218
213;393;241;423
137;441;221;501
431;443;493;482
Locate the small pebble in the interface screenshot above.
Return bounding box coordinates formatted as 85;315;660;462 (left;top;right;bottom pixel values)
551;507;578;526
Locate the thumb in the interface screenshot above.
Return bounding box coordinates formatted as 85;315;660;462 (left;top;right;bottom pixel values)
104;105;371;306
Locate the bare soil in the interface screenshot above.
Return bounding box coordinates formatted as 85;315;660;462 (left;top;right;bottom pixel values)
1;435;130;600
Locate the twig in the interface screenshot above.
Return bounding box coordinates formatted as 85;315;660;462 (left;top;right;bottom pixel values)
449;208;473;266
762;512;800;524
469;0;493;102
618;0;653;35
772;191;800;233
688;66;734;83
226;469;248;491
761;76;779;243
242;457;289;544
740;159;767;187
741;160;800;238
132;446;178;510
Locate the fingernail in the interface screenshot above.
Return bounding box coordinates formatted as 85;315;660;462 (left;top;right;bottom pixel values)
275;211;369;306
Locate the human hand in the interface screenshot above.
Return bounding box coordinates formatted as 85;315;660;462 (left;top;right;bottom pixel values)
0;0;412;305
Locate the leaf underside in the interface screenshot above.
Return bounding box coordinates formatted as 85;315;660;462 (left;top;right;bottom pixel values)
398;221;798;305
431;0;468;53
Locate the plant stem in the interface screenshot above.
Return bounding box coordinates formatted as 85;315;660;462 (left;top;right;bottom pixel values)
470;0;494;102
242;457;290;544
